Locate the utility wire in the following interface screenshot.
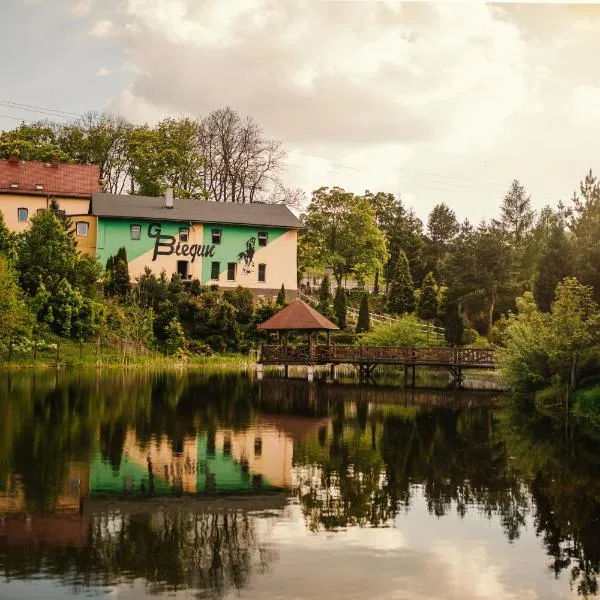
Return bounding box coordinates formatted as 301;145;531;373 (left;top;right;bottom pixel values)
0;98;570;204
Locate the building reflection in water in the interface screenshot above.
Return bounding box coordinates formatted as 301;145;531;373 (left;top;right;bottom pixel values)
1;372;599;598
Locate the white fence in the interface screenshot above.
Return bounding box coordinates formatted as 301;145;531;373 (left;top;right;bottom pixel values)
298;291;445;340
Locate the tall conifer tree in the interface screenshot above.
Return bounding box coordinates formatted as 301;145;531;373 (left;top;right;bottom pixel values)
387;251;415;315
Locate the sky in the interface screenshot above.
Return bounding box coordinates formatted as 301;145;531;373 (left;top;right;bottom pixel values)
3;0;600;224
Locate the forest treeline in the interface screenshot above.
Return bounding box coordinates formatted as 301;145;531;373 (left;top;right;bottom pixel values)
2;113;600;407
0;109;301;205
297;176;600;405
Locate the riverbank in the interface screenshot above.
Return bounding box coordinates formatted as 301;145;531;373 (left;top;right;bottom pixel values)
0;340;256;371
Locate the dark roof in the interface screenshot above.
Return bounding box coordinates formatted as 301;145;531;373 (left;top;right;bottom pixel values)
257;299;339;331
0;159;100;198
91;192;304;228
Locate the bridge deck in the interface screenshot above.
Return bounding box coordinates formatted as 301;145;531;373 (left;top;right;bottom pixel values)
258;345;495;369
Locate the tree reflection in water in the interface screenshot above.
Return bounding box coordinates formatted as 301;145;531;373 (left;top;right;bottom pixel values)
0;371;600;597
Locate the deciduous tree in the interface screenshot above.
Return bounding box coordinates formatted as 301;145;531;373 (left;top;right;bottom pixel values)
300;187;387;287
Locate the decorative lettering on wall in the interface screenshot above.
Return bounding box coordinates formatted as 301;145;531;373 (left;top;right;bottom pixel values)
237;236;256;274
147;223;215;262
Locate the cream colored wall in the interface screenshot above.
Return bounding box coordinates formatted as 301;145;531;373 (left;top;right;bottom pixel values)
214;229;298;293
126;223;205;281
0;194;90;233
123;430;198;494
215;427;293;489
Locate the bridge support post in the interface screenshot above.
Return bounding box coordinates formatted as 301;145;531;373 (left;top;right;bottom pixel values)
411;365;416;388
284;364;289;378
330;364;336;380
307;365;314;382
257;363;264;381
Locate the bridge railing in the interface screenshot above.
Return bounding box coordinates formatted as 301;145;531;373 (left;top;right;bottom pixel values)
259;345;496;366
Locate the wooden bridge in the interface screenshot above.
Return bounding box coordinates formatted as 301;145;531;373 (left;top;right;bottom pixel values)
257;345;496;390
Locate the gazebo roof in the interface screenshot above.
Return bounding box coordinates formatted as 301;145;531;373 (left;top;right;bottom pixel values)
257;298;339;331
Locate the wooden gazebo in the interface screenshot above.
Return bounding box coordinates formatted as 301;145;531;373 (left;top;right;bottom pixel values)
256;298;338;380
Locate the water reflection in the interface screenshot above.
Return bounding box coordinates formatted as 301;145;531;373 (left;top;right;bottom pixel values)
0;371;599;598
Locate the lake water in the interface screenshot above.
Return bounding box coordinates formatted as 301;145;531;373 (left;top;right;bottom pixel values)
0;369;599;600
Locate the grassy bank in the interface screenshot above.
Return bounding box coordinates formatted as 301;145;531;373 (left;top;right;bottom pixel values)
0;339;255;371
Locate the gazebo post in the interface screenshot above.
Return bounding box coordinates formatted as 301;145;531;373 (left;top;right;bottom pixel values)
284;330;289;378
307;330;314;382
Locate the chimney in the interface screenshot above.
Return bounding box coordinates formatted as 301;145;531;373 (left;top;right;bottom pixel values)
165;186;174;209
7;154;19;164
51;157;60;167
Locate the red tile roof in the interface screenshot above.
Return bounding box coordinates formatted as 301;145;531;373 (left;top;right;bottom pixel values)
0;159;101;198
257;298;339;331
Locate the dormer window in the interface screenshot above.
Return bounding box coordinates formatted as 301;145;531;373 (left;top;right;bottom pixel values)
35;184;44;191
10;183;18;189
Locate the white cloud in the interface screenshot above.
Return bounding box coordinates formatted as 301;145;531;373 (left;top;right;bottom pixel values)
71;0;93;17
569;84;600;127
90;19;117;38
96;66;112;77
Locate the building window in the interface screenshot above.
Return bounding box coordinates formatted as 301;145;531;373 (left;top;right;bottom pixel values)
76;221;89;237
130;224;141;240
227;263;236;281
177;260;190;279
17;208;28;222
179;227;189;242
212;228;222;244
258;263;266;283
254;437;262;457
258;231;268;247
210;261;220;280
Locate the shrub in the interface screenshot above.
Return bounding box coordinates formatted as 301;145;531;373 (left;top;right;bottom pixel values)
359;315;428;347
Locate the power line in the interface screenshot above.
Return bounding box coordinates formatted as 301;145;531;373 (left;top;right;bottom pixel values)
0;99;80;119
0;98;574;204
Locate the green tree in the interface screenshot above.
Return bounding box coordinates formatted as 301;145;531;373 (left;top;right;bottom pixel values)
276;284;286;306
547;278;600;390
0;123;67;162
417;272;439;323
18;209;103;337
105;247;131;300
55;112;133;194
533;223;573;312
385;205;425;289
224;286;255;324
567;170;600;301
0;211;17;264
425;203;459;275
164;317;186;355
387;251;415;315
441;223;512;332
444;302;465;347
300;187;387;287
496;293;550;392
318;275;332;317
126;118;206;198
356;293;370;333
0;255;32;355
18;209;79;297
333;286;347;329
495;179;535;242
